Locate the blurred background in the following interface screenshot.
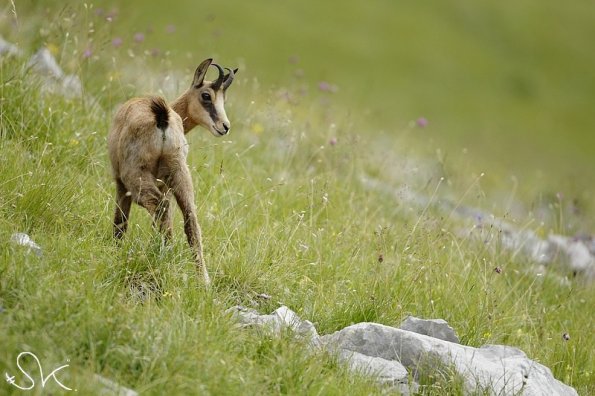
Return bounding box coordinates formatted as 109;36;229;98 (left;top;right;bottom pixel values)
4;0;595;221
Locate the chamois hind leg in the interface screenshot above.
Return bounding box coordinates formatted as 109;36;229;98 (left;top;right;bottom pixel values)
156;185;173;241
156;166;174;241
169;164;210;285
113;178;132;239
122;171;169;236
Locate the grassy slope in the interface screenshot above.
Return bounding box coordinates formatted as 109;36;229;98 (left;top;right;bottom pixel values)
1;1;594;395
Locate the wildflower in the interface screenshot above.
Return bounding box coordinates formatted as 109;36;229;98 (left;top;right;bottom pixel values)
82;48;92;59
318;81;337;93
251;123;264;135
47;43;59;56
416;117;428;128
106;10;118;21
494;266;502;274
134;32;145;43
329;137;337;146
112;37;123;48
166;24;176;34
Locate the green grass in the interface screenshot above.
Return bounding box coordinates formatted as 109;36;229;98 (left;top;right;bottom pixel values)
1;2;594;395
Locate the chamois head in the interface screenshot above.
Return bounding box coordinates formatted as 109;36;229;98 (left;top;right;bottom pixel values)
186;58;238;137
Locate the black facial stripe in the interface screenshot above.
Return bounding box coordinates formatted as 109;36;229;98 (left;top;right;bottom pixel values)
204;101;219;124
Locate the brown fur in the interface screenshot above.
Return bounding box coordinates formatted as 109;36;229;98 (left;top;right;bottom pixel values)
107;59;237;285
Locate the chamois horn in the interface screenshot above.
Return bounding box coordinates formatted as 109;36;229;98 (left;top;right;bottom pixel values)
210;63;225;90
222;67;235;90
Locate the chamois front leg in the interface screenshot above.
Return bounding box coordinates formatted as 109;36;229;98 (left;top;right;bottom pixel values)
170;164;210;285
113;178;132;239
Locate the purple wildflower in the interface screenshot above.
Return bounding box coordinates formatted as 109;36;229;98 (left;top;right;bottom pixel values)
134;32;145;43
416;117;429;128
82;48;92;59
112;37;123;48
329;137;337;146
318;81;338;93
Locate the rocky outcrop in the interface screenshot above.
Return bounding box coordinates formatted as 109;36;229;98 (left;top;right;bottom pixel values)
10;232;42;257
321;322;577;396
399;316;460;344
0;37;82;98
227;306;577;395
361;175;595;282
28;48;83;98
95;374;138;396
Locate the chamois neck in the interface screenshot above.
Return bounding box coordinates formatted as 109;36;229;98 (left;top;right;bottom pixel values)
171;91;197;134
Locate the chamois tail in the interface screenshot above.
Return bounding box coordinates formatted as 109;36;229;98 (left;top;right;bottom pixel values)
150;97;169;131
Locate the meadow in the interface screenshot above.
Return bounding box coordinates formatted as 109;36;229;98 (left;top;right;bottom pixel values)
1;1;593;394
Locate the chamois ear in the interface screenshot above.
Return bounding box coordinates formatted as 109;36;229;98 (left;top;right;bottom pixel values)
192;58;213;88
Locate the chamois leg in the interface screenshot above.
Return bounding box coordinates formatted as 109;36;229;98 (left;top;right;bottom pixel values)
156;166;174;241
123;172;169;236
113;178;132;239
170;165;210;285
156;187;173;241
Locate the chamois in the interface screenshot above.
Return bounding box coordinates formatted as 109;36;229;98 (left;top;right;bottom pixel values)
107;58;238;285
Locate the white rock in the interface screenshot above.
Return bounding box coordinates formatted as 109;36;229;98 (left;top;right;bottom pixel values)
226;305;320;347
399;316;460;343
61;74;83;98
94;374;138;396
27;48;83;98
549;235;595;275
28;48;64;78
321;322;577;396
0;36;22;57
336;349;416;395
10;233;42;256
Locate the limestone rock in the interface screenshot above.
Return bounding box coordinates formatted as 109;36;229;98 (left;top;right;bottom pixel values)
0;36;22;57
336;349;417;395
321;322;577;396
95;375;138;396
399;316;460;343
10;233;42;257
28;48;82;98
226;305;320;347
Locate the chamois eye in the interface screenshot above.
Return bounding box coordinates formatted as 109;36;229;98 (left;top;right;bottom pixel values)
201;92;212;102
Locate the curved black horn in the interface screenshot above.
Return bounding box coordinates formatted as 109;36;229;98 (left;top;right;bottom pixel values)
210;63;225;90
222;67;235;90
